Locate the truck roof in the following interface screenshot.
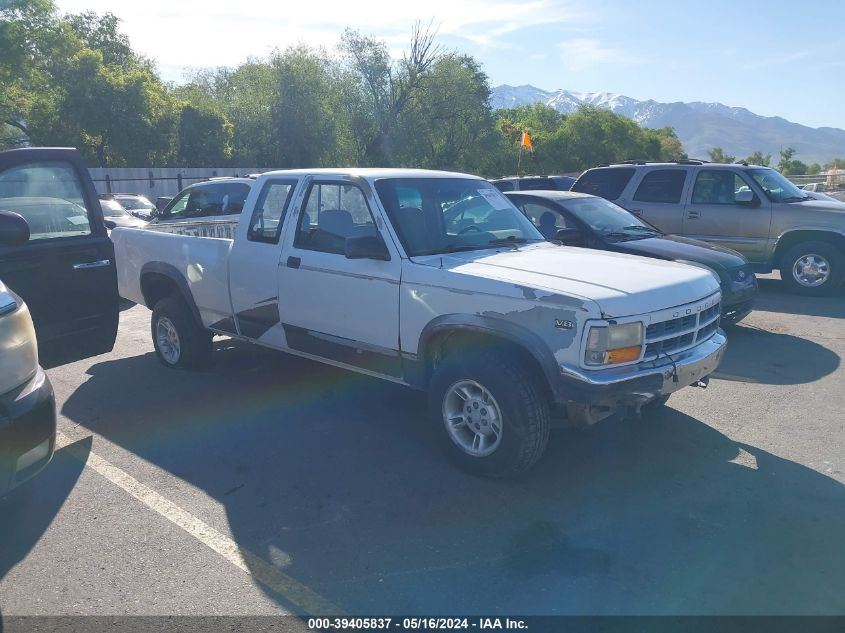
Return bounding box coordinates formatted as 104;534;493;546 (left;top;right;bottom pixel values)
256;168;483;180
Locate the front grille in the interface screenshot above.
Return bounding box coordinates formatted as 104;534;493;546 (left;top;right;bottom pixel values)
643;300;721;361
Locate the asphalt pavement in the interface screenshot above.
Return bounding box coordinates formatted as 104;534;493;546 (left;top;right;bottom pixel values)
1;276;843;616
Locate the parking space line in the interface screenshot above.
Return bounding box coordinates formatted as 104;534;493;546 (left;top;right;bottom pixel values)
55;431;340;615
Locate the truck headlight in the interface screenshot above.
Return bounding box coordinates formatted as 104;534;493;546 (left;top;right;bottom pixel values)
585;322;643;366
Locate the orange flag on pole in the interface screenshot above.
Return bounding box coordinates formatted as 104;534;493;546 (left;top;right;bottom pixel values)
520;131;534;152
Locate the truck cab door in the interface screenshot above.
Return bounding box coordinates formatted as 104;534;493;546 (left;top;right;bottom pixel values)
276;177;403;378
0;148;119;365
226;177;300;347
682;169;772;263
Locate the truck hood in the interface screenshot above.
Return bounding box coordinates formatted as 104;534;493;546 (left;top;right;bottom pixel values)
414;243;720;318
791;198;845;213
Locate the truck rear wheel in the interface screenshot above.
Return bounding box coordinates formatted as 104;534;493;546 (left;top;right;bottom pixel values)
780;241;844;295
429;350;550;478
151;296;213;369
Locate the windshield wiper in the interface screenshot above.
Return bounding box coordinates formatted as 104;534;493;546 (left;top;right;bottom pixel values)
487;236;539;246
622;224;660;233
782;195;811;202
437;244;485;253
604;231;640;241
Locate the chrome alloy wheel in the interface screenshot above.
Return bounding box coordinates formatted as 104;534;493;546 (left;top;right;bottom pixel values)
156;316;181;364
442;379;503;457
792;253;831;288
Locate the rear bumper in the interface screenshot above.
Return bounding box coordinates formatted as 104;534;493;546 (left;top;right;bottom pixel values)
0;367;57;496
556;330;727;407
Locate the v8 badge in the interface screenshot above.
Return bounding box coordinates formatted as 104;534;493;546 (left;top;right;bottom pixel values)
554;319;575;330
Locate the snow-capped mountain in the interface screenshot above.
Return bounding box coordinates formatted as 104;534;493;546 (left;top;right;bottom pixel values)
490;85;845;165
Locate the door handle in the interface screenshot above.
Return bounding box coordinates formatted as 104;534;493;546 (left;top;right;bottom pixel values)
73;259;111;270
286;256;301;269
687;210;700;219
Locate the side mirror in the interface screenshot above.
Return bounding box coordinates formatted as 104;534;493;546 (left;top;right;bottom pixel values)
555;227;583;246
735;190;759;207
104;220;117;230
345;234;391;261
0;211;30;247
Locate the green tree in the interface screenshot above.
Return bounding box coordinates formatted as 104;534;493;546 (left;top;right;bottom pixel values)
707;147;736;163
176;104;232;166
744;150;771;167
807;163;821;175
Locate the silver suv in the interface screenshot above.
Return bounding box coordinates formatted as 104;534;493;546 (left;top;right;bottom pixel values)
573;160;845;295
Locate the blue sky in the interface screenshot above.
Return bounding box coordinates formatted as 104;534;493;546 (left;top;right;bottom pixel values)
55;0;845;129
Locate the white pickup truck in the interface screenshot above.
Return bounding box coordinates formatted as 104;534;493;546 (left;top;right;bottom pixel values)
113;169;727;476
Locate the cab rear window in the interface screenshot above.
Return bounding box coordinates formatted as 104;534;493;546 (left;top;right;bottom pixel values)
571;168;635;200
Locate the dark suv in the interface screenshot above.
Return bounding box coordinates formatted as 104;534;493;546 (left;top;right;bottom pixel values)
573;161;845;295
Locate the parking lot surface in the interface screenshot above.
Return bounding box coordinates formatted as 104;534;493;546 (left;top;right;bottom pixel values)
1;277;843;616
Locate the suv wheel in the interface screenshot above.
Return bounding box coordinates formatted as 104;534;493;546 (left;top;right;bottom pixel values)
151;296;213;369
780;241;844;295
429;350;550;477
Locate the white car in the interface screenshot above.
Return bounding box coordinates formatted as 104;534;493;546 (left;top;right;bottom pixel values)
112;169;726;477
147;178;253;239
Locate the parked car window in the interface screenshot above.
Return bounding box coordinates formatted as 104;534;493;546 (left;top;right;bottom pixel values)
248;180;297;244
218;183;250;214
294;183;378;254
560;196;658;240
517;178;556;191
100;198;132;218
375;177;543;256
691;170;750;205
571;168;636;200
520;202;568;239
114;194;155;211
0;161;92;239
633;170;687;203
492;180;515;192
747;168;808;203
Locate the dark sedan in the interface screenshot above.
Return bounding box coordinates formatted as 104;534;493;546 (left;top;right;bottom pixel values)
506;191;757;323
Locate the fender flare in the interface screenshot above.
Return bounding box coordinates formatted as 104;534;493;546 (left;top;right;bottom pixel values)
413;314;564;399
139;262;204;328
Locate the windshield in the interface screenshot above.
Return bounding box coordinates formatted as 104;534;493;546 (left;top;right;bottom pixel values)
561;196;660;240
116;195;154;210
375;178;544;256
748;168;809;203
100;199;130;217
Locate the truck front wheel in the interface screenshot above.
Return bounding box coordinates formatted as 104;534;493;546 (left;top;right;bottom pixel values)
429;350;550;477
151;296;213;369
780;241;844;295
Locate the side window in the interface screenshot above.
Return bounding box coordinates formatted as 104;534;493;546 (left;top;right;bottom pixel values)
294;183;378;254
633;170;687;203
492;181;514;192
571;168;636;200
0;161;92;240
247;180;296;244
691;171;749;205
220;183;250;215
161;188;194;221
520;202;566;238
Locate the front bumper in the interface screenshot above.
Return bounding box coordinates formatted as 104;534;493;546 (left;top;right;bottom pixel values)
0;367;57;496
721;275;758;323
556;330;727;406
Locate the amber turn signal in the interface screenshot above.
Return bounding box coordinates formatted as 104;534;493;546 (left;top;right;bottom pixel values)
606;346;641;364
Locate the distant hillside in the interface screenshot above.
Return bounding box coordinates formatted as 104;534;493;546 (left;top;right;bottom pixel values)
491;85;845;165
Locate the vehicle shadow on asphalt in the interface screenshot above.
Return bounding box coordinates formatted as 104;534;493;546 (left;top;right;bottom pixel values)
714;323;840;384
54;342;845;615
754;278;845;319
0;437;91;588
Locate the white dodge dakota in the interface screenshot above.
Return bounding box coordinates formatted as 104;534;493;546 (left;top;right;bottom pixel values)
113;169;726;476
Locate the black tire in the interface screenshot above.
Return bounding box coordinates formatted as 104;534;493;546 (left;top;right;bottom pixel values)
151;296;213;369
428;349;550;478
780;241;844;295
